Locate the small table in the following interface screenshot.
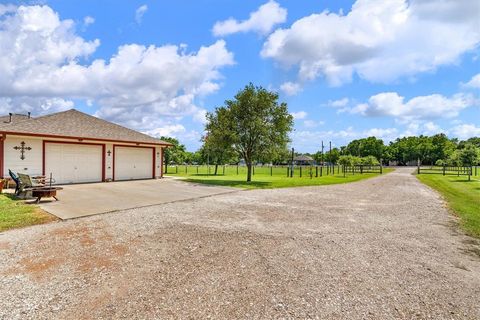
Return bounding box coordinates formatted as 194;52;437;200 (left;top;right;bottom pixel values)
31;187;63;204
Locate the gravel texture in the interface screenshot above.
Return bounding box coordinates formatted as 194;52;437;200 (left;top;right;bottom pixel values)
0;168;479;319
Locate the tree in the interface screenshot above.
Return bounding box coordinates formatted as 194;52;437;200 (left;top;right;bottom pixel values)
345;137;384;160
458;144;480;166
204;109;237;175
159;136;186;173
205;84;294;181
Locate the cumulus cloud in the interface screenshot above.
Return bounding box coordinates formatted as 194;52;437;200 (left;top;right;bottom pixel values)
280;81;301;96
329;98;350;108
262;0;480;86
292;126;400;151
351;92;475;121
83;16;94;26
213;0;287;37
291;111;307;120
464;73;480;88
0;5;234;135
451;124;480;139
135;4;148;24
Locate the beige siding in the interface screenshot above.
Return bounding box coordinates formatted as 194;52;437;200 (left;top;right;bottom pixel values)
3;134;164;181
105;143;114;180
155;147;163;178
4;136;43;176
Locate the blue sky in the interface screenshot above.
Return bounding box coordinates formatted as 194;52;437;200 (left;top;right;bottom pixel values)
0;0;479;152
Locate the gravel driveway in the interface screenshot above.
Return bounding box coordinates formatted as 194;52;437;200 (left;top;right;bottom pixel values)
1;168;479;319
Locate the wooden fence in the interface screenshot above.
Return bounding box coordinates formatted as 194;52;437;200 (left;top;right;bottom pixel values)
417;165;475;180
167;164;383;178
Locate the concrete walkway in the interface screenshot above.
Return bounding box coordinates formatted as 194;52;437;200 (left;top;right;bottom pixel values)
38;178;237;219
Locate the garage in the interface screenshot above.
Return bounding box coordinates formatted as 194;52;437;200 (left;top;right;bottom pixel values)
44;142;104;184
114;146;154;181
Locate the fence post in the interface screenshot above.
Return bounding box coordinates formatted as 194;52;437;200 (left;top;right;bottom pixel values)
468;166;472;181
287;166;289;177
320;166;323;177
237;164;239;175
223;165;225;175
271;166;273;176
185;165;187;174
417;159;420;174
176;165;178;174
443;165;446;176
343;165;346;177
360;165;363;174
253;165;255;176
316;166;318;177
300;166;302;178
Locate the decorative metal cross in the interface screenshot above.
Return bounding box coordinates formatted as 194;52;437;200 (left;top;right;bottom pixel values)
13;141;32;160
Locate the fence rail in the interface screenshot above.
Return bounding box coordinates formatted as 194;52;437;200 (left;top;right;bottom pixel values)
418;165;475;180
165;164;383;178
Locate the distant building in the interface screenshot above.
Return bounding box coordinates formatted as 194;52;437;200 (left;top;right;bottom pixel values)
293;155;315;166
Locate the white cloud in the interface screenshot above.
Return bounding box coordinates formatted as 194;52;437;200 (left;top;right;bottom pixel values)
464;73;480;88
351;92;475;121
83;16;94;26
135;4;148;24
292;126;400;151
262;0;480;86
280;81;301;96
213;0;287;37
145;124;186;138
303;120;324;128
328;98;350;108
451;124;480;139
0;5;234;136
291;111;307;120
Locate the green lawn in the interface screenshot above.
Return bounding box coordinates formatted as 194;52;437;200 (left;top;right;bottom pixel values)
417;171;480;238
166;165;392;189
0;194;57;232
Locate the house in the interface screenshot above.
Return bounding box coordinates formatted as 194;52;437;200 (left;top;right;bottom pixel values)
0;109;171;184
293;155;315;166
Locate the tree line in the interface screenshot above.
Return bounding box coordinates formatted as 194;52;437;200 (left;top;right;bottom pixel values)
160;84;479;181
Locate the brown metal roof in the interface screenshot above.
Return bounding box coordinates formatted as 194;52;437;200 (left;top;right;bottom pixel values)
0;109;171;146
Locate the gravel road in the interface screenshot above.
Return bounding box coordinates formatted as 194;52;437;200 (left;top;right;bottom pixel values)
1;167;479;319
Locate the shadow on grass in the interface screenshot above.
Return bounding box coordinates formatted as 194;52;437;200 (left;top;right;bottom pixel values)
184;178;271;188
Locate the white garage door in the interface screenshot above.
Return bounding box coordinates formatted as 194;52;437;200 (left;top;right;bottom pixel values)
114;147;153;181
45;143;103;184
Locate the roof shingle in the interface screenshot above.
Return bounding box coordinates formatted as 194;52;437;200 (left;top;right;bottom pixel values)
0;109;171;146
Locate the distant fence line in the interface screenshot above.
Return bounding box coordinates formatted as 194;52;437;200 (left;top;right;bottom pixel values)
417;165;478;181
165;164;383;178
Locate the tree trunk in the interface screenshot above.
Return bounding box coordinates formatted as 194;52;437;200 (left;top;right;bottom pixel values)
246;162;252;182
214;164;218;175
164;157;168;174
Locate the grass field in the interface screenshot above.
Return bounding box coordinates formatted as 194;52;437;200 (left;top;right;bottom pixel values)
417;167;480;238
166;165;392;189
0;194;57;232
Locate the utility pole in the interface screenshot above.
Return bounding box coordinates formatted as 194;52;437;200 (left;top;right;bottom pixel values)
329;141;332;165
290;147;294;178
321;141;324;166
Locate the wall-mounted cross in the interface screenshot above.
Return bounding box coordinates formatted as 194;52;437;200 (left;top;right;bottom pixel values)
13;141;32;160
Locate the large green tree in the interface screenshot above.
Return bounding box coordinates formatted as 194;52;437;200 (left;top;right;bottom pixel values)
345;137;384;160
205;84;294;181
159;136;186;173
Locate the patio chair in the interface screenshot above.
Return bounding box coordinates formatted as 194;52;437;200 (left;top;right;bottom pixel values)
8;169;20;195
16;173;45;198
